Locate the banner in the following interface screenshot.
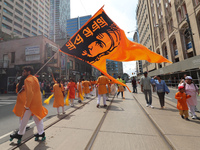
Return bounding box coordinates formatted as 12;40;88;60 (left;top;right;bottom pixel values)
60;6;172;88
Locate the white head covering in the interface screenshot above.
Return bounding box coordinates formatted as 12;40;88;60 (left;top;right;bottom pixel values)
185;76;192;80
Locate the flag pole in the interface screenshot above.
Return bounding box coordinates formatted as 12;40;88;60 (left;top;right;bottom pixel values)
17;49;60;94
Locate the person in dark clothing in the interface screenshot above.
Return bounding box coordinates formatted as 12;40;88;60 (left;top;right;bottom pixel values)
132;77;137;93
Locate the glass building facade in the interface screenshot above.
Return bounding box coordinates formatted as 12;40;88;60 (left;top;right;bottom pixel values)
106;59;123;78
66;15;91;38
49;0;70;41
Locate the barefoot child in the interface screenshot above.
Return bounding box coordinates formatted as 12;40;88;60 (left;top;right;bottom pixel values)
175;86;191;120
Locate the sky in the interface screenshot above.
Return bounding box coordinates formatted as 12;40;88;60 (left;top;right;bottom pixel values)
71;0;138;76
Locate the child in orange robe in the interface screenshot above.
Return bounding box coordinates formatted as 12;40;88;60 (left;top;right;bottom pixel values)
53;79;65;114
175;86;191;120
67;78;78;106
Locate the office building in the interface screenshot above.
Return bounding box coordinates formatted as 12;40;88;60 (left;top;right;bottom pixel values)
106;59;123;78
66;15;91;38
0;0;50;39
49;0;70;41
136;0;200;86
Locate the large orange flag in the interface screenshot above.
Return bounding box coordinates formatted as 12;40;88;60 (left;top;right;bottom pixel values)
60;6;172;90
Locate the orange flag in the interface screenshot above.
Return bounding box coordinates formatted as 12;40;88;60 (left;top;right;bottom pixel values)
60;6;172;90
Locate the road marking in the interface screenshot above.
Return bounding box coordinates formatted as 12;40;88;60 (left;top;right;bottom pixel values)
0;102;14;104
0;99;16;101
0;122;35;140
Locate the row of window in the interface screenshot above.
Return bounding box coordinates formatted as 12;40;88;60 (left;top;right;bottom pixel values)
2;22;48;35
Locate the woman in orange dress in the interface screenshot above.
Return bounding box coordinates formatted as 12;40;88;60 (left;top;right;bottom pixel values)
53;79;65;114
67;78;77;106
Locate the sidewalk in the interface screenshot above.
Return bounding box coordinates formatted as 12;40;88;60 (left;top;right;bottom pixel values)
1;84;200;149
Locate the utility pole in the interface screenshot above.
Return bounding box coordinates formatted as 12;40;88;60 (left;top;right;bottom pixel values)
186;14;196;56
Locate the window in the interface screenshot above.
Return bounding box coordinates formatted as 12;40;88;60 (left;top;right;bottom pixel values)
32;32;37;36
26;0;31;4
24;21;30;27
39;20;43;24
11;52;15;63
19;0;24;3
75;63;79;70
34;0;38;5
3;16;12;23
23;33;29;38
2;23;12;30
32;20;37;26
24;15;31;21
39;25;43;30
3;8;13;16
14;22;22;28
38;30;43;34
24;27;30;33
32;15;38;20
15;8;23;16
4;1;13;9
14;29;22;35
25;3;31;9
25;9;31;15
32;26;37;31
69;60;73;69
14;15;23;22
16;2;23;9
33;9;38;15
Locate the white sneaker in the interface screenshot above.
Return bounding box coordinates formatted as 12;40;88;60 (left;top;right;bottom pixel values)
192;115;197;119
146;104;149;107
150;105;154;109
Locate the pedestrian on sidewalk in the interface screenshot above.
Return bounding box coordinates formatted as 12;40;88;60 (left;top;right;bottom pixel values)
53;79;65;114
116;76;125;99
151;75;170;109
131;77;137;93
66;78;78;107
140;72;154;108
10;66;48;143
96;73;110;108
180;76;199;119
175;86;191;121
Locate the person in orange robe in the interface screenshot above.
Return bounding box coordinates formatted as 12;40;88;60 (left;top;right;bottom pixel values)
13;76;27;127
67;78;78;106
175;86;191;120
53;79;65;114
96;73;110;108
77;79;82;103
11;66;48;141
82;79;91;99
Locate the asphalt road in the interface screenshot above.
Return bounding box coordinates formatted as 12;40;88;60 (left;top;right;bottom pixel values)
0;96;72;144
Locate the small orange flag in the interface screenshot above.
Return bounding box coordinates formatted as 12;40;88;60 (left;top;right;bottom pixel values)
60;6;172;90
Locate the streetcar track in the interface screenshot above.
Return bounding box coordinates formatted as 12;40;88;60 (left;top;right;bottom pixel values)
132;93;175;150
10;90;176;150
10;97;96;150
85;95;115;150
